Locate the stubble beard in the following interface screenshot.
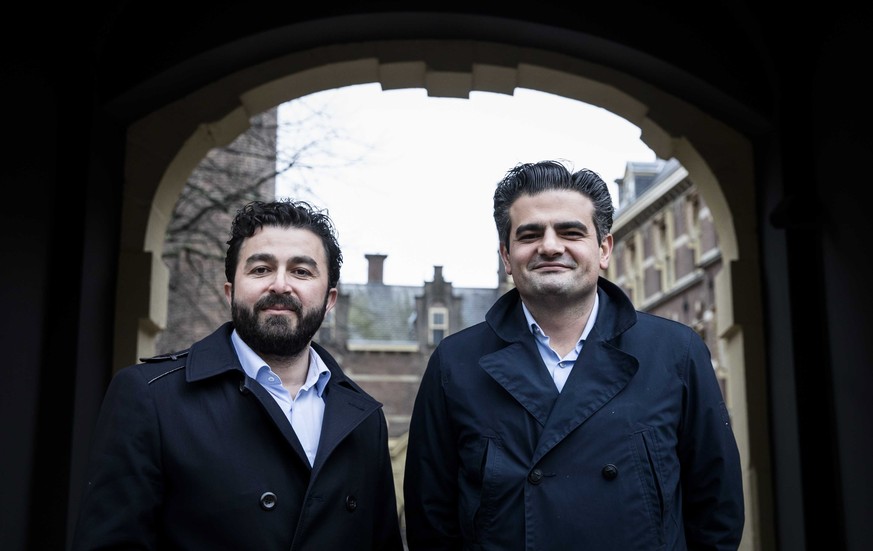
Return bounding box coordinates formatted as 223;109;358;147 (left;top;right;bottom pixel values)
231;293;328;358
525;267;595;306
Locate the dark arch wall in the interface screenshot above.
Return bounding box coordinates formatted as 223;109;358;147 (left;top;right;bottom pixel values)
117;38;766;548
4;3;871;551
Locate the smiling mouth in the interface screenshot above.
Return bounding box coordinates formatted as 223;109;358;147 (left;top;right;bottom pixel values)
262;307;295;314
256;296;302;313
533;263;571;270
260;303;301;316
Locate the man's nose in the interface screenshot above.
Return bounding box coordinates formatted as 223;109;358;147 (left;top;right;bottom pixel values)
269;272;295;293
538;229;565;255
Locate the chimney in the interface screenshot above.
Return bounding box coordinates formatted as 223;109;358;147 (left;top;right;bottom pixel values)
365;254;387;285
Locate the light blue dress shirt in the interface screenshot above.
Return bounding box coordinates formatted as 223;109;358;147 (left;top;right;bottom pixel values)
522;293;599;392
231;330;331;466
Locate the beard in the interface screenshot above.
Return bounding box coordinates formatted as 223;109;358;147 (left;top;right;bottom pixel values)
231;293;328;358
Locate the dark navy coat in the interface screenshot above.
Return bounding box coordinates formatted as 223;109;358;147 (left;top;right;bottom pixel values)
73;322;403;551
404;278;744;550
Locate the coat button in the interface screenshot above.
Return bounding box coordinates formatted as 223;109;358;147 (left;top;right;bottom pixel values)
260;492;277;510
601;464;619;480
345;495;358;512
528;468;543;485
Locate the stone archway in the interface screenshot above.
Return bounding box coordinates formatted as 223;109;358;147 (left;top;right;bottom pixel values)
114;37;767;550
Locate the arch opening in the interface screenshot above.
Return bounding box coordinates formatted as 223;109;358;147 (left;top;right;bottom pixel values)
115;37;766;551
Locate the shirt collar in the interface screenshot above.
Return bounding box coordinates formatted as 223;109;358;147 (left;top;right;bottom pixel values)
522;291;599;344
230;329;331;396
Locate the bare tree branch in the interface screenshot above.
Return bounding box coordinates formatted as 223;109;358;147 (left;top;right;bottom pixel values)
157;96;371;354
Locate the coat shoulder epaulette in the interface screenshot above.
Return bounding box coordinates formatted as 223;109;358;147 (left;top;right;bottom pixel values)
139;349;190;363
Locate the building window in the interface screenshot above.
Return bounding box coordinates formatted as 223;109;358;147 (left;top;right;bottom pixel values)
622;232;644;305
429;306;448;346
685;193;702;264
653;212;675;291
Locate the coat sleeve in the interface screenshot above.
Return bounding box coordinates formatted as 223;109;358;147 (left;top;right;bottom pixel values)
403;346;463;550
71;366;163;550
677;331;745;550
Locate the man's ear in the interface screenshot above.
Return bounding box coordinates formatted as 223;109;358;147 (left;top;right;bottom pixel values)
599;234;613;270
224;282;233;305
324;288;338;314
499;243;512;276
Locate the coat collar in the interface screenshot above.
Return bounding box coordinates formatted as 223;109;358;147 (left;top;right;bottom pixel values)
481;278;640;462
183;323;367;391
484;277;638;343
183;323;383;472
184;322;241;382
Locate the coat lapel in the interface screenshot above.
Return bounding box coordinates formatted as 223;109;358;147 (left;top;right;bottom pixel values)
531;330;638;463
480;281;643;464
479;342;559;427
311;381;381;476
185;323;313;466
238;376;312;466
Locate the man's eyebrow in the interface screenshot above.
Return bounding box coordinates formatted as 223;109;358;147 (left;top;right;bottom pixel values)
514;220;588;236
554;220;588;232
244;252;277;265
514;222;545;236
245;253;319;268
288;255;318;268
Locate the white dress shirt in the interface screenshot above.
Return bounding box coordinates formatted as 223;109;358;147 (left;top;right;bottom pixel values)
522;293;599;392
231;330;330;466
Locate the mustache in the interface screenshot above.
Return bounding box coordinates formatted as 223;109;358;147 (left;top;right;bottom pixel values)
254;295;302;313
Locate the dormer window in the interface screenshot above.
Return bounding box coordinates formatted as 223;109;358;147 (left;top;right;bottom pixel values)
428;306;448;346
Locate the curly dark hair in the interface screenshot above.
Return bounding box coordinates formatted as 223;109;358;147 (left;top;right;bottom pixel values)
225;199;343;289
493;160;614;251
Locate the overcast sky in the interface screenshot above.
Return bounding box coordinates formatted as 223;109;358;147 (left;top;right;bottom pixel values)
276;84;655;288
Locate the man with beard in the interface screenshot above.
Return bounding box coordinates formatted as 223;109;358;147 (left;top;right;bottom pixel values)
73;199;403;551
403;161;744;550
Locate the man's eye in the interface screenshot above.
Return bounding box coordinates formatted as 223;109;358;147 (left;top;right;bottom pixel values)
251;266;270;275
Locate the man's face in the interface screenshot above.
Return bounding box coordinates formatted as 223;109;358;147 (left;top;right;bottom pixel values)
224;225;337;358
500;189;611;306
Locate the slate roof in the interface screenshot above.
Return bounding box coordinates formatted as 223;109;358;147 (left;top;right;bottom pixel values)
338;282;500;345
339;283;420;343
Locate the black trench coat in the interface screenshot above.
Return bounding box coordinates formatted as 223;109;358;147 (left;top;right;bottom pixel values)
73;322;403;551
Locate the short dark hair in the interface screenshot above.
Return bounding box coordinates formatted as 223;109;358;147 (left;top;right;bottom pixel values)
493;160;614;251
225;199;343;289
